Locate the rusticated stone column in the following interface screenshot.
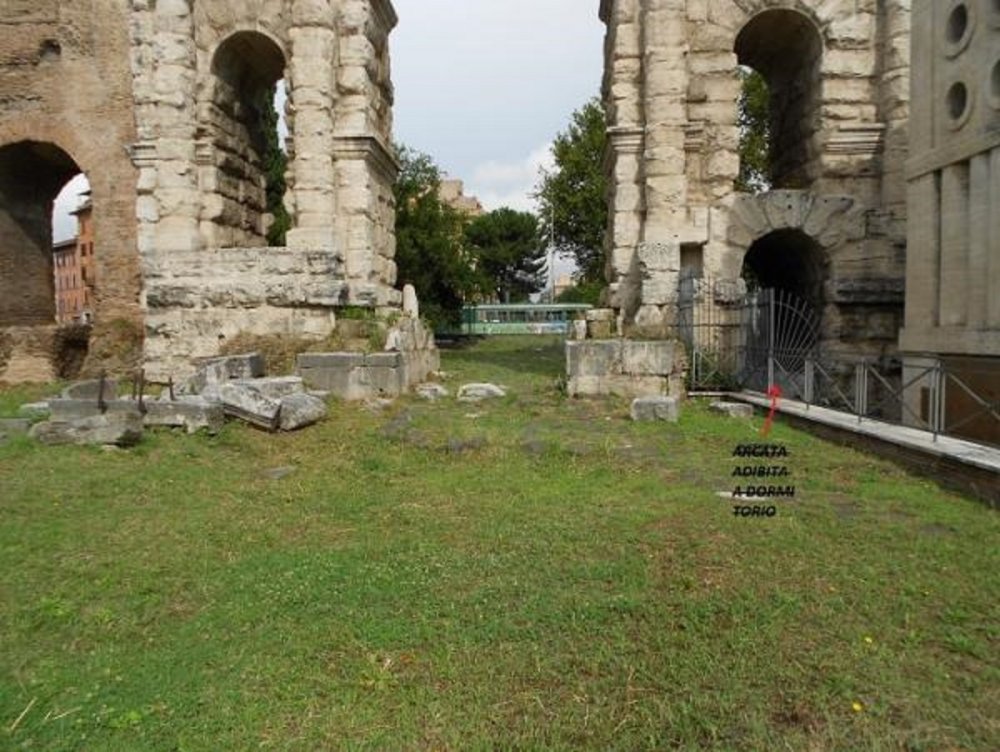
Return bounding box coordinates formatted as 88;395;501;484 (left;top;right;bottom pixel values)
286;0;339;251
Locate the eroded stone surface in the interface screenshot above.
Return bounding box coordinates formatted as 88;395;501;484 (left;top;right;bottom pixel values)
278;393;328;432
457;384;507;402
600;1;910;361
630;396;680;423
30;412;144;447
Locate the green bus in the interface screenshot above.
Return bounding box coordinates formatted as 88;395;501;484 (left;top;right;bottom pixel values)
460;303;592;335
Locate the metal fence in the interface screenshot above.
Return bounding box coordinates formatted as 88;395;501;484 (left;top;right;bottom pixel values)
673;273;1000;449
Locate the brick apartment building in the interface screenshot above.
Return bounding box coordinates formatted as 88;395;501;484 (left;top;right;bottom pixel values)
53;197;95;324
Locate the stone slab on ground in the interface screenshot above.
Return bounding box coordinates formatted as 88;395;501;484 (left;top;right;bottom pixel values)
218;384;281;431
144;399;225;434
710;401;755;419
30;412;144;447
630;396;680;422
48;399;143;421
231;376;305;401
278;393;328;432
181;353;266;395
416;383;449;401
457;383;507;402
297;352;407;400
62;379;119;400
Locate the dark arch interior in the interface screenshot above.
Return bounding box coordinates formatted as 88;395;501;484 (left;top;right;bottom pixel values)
211;31;286;158
207;31;288;246
742;228;824;309
735;10;823;189
0;141;82;326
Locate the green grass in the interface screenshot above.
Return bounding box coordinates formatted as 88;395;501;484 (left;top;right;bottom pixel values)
1;336;997;750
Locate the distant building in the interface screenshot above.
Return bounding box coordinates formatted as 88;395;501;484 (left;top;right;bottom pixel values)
438;179;484;217
901;1;999;444
53;198;95;325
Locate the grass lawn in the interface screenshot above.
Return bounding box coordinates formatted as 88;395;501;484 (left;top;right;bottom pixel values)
1;336;997;751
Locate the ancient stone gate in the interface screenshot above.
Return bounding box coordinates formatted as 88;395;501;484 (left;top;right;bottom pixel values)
599;0;911;363
0;0;399;383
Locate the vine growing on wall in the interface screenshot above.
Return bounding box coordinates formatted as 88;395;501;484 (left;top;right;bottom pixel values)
736;67;772;194
256;83;291;247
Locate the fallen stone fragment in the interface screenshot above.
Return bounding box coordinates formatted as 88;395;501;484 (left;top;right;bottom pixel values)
457;383;507;402
263;466;296;480
278;393;328;431
29;412;144;447
218;383;281;431
416;383;449;401
630;396;680;423
180;353;265;395
710;401;754;419
232;376;305;401
143;398;225;435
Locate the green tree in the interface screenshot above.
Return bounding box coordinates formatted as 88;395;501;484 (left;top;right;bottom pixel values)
535;98;608;283
736;67;771;194
466;208;547;303
555;279;604;306
393;145;478;328
256;83;291;246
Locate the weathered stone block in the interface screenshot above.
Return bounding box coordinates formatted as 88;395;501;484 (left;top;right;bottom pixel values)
230;376;305;400
622;340;679;375
278;393;328;432
30;413;144;447
457;383;507;402
218;384;281;431
566;340;623;377
630;396;680;423
144;399;225;435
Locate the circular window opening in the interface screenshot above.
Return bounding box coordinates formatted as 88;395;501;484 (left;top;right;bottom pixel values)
947;82;969;121
947;4;969;43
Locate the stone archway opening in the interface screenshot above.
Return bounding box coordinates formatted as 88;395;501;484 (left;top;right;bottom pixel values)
0;141;84;328
204;31;289;248
741;228;825;311
0;140;95;380
735;9;823;190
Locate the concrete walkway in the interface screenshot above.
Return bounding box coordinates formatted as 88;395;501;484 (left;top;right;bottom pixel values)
729;391;1000;479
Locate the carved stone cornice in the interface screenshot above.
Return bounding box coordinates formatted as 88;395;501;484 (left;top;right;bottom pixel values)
608;125;645;154
826;124;886;156
332;134;400;181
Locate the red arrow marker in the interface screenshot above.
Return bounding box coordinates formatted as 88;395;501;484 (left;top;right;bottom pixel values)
761;384;783;438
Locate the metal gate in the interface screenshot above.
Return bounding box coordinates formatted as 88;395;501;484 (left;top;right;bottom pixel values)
677;273;820;393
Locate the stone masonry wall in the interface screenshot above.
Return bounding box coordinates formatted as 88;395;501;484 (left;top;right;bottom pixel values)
127;0;399;379
0;0;140;381
600;0;911;362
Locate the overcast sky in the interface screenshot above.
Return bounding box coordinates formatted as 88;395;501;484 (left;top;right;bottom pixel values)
55;1;605;241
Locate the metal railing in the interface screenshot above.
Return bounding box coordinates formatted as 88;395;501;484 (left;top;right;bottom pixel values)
752;354;1000;449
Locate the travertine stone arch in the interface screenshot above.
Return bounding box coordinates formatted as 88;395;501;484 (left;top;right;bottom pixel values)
0;0;142;382
197;29;289;248
600;0;909;359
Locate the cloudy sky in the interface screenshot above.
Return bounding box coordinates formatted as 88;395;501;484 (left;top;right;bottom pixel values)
55;1;605;240
391;0;605;211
